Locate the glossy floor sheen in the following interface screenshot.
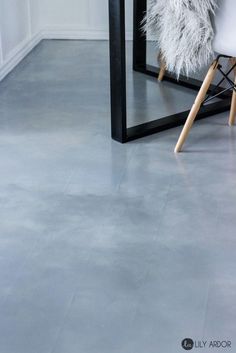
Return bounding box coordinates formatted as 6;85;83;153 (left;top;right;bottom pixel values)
0;40;236;353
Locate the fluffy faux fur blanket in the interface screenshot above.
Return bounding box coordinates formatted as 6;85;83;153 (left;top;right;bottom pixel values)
144;0;218;77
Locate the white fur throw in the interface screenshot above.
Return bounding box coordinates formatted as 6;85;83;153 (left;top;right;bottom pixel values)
144;0;218;77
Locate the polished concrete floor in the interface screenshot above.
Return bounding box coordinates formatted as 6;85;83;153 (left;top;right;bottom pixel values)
0;40;236;353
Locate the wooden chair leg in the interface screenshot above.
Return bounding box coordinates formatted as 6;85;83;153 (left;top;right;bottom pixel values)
229;57;236;75
229;81;236;126
229;58;236;126
158;64;166;82
174;60;218;153
157;53;166;82
158;63;166;82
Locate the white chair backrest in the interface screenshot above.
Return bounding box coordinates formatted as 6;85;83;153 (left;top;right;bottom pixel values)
213;0;236;57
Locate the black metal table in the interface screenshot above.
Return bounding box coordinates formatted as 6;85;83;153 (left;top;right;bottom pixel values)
108;0;231;143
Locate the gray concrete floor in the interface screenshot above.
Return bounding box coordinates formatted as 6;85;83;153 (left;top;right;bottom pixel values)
0;40;236;353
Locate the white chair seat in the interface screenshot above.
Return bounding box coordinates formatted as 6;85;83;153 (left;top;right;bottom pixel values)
213;0;236;57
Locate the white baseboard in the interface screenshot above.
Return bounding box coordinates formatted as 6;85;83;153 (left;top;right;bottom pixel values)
42;26;132;40
0;32;43;81
0;27;133;81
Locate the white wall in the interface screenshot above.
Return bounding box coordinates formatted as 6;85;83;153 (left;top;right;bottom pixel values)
0;0;135;80
0;0;30;58
38;0;133;39
0;0;42;80
29;0;42;35
0;30;3;66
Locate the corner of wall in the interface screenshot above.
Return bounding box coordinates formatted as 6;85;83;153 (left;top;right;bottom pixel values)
0;1;133;82
0;31;43;81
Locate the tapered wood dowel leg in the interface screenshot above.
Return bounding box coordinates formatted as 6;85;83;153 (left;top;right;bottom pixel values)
229;85;236;126
174;61;218;153
158;63;166;82
157;53;166;82
229;58;236;126
229;58;236;75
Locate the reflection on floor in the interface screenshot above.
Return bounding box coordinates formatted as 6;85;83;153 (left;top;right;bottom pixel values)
0;40;235;353
127;42;198;127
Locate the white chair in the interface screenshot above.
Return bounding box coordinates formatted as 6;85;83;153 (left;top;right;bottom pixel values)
175;0;236;152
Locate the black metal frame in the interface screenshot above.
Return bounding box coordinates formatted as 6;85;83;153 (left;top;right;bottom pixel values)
108;0;232;143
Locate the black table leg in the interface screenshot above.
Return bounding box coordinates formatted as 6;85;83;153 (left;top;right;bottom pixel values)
108;0;127;143
133;0;147;71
